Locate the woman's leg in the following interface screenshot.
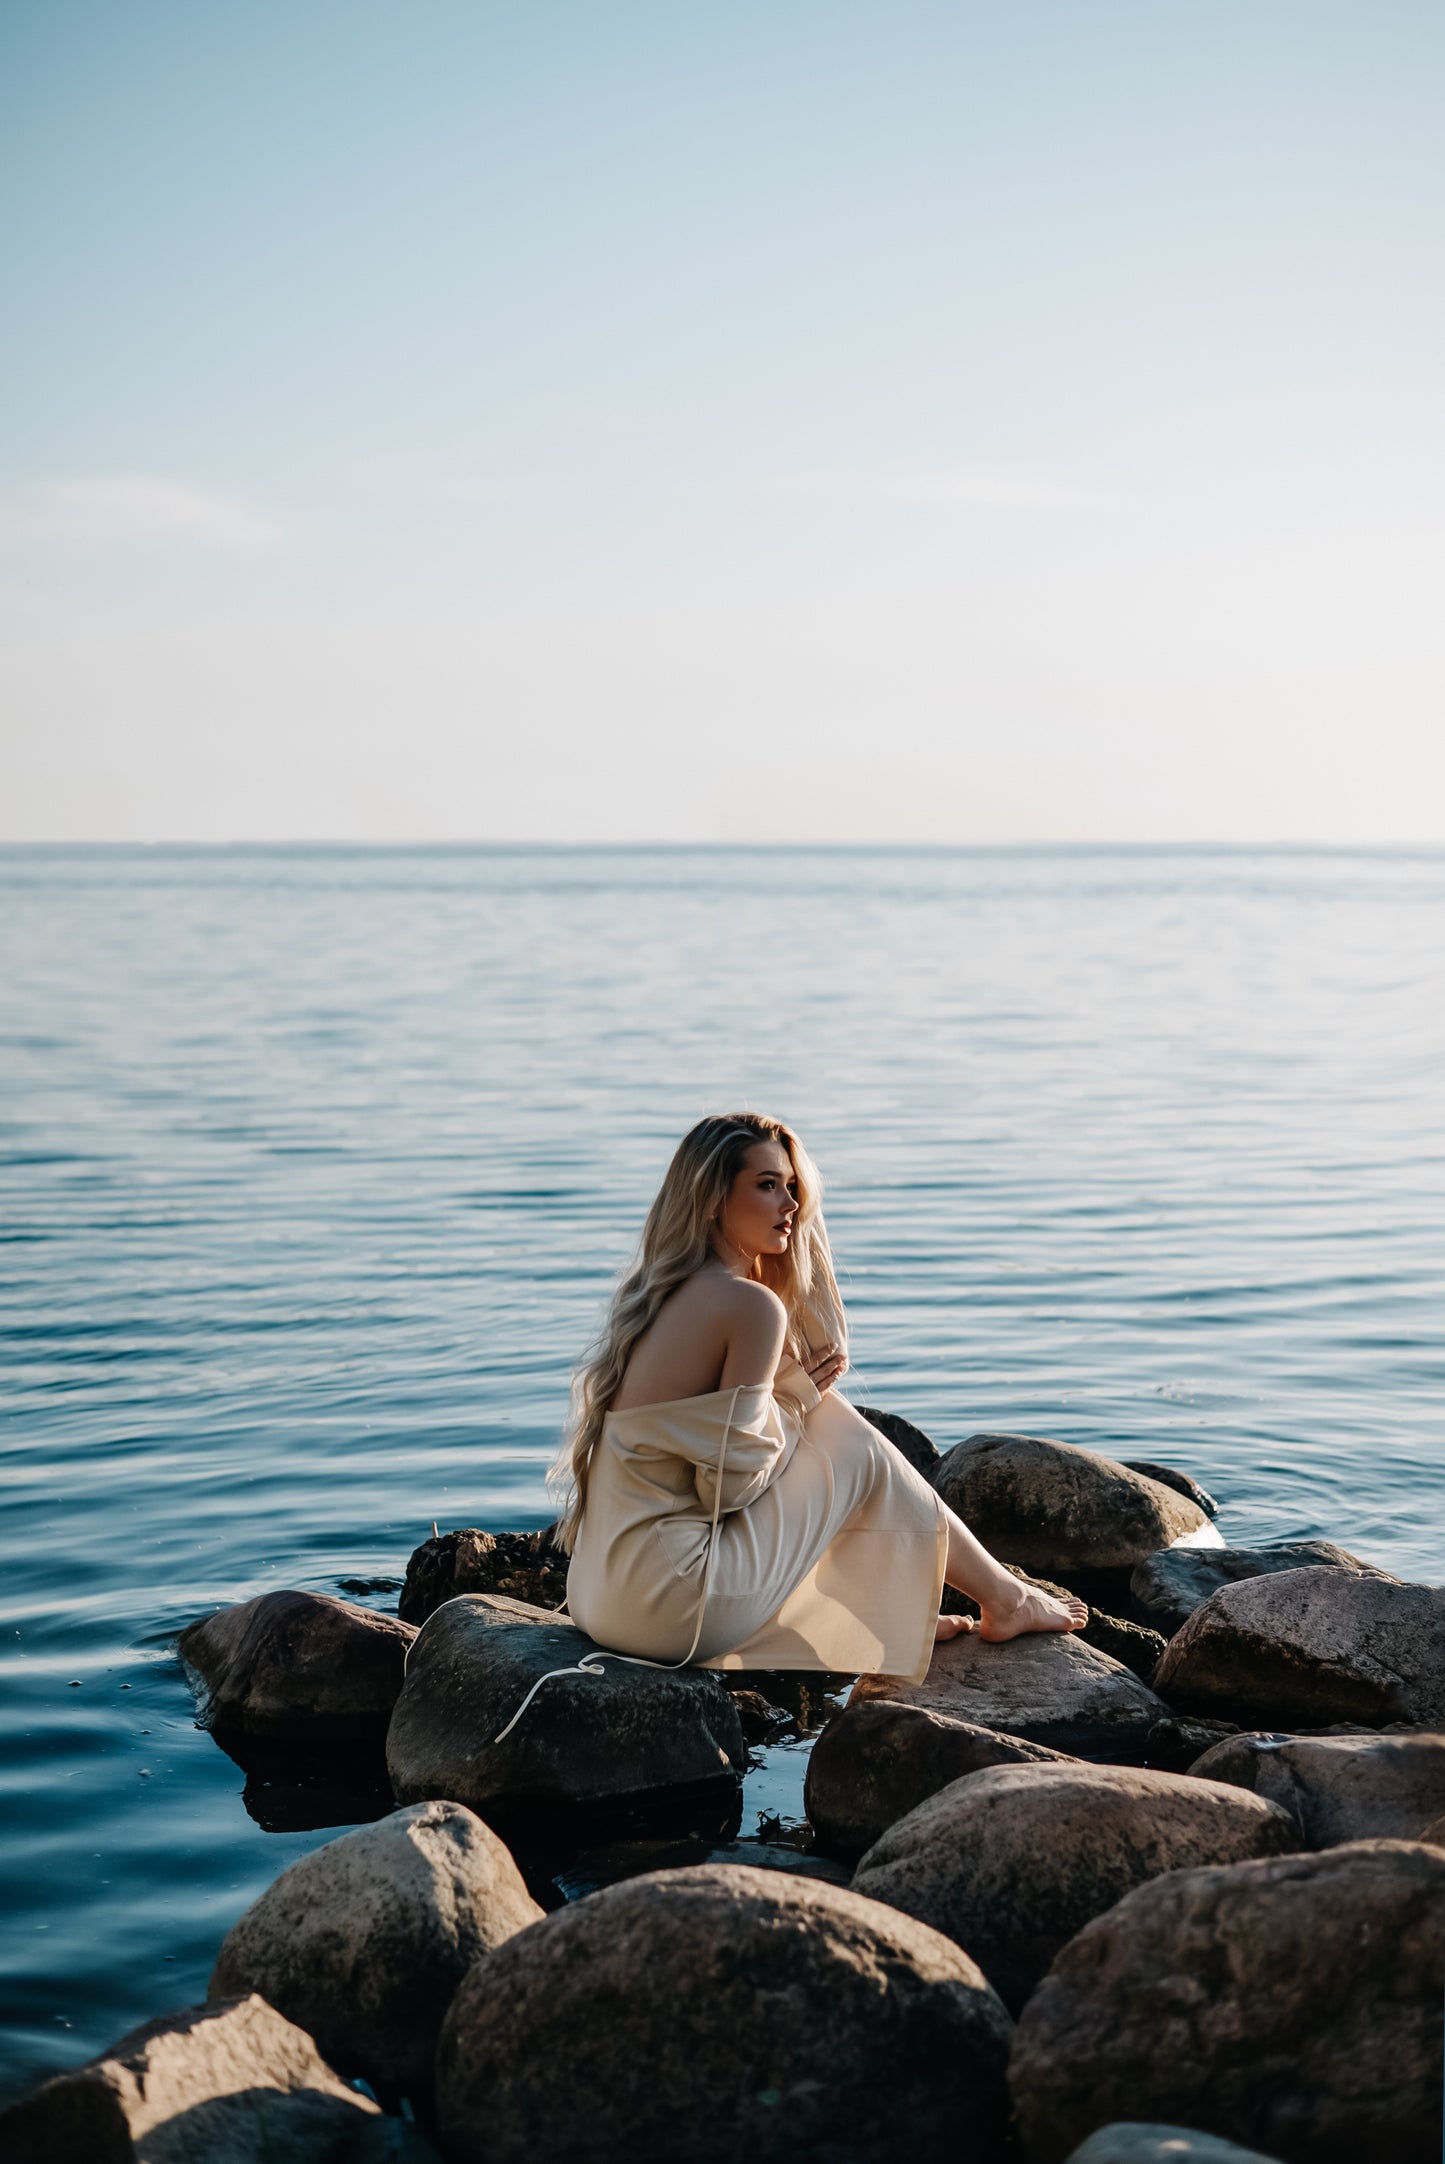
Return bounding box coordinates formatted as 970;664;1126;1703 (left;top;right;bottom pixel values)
935;1498;1087;1640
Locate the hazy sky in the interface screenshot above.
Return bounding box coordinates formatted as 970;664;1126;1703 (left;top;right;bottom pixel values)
2;1;1441;841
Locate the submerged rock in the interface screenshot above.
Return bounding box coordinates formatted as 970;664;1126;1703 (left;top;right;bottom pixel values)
1009;1839;1445;2164
179;1589;416;1740
209;1800;543;2092
853;1404;942;1477
932;1433;1212;1583
386;1593;744;1826
853;1762;1296;2013
0;1993;385;2163
1188;1731;1445;1849
1064;2130;1284;2163
1152;1568;1445;1729
805;1697;1077;1859
1119;1463;1220;1518
436;1863;1015;2164
851;1624;1167;1760
1146;1714;1242;1772
1131;1540;1385;1636
398;1527;568;1627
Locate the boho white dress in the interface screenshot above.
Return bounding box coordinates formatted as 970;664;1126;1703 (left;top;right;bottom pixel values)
565;1357;949;1684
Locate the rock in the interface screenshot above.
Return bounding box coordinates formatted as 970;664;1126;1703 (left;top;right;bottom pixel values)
1421;1813;1445;1845
1120;1463;1220;1517
1064;2130;1284;2163
853;1762;1296;2013
179;1589;416;1740
946;1563;1166;1682
1152;1568;1445;1729
805;1697;1078;1858
386;1594;744;1828
398;1527;568;1627
729;1687;794;1744
723;1669;850;1732
1010;1839;1445;2164
853;1403;941;1477
1078;1609;1166;1682
1146;1715;1241;1772
0;1993;382;2162
1131;1540;1384;1636
550;1835;852;1901
436;1863;1014;2163
932;1433;1212;1584
209;1800;543;2091
1188;1731;1445;1848
851;1625;1168;1761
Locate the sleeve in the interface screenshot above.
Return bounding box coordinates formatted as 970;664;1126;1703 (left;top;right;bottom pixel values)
691;1389;793;1516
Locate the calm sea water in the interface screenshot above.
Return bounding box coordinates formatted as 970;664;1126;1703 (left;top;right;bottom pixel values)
2;843;1443;2098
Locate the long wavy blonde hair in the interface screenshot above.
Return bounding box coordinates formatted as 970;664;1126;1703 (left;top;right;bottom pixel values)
549;1112;846;1553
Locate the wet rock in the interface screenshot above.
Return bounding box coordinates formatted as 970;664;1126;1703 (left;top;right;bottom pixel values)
853;1762;1296;2013
932;1433;1212;1583
805;1697;1077;1858
386;1594;744;1828
1011;1839;1445;2164
549;1835;851;1901
1064;2130;1284;2164
398;1527;568;1627
179;1589;416;1741
1188;1731;1445;1848
0;1993;382;2163
1146;1715;1241;1772
853;1403;941;1477
851;1624;1168;1761
728;1688;794;1744
436;1862;1014;2164
1119;1463;1220;1518
1152;1568;1445;1729
209;1800;543;2092
1131;1540;1385;1636
722;1669;850;1732
1078;1609;1165;1682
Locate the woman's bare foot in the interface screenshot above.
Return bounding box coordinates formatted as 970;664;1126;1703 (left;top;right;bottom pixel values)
934;1612;977;1642
976;1578;1087;1642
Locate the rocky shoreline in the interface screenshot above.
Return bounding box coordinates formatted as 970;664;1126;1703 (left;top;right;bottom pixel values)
5;1424;1442;2162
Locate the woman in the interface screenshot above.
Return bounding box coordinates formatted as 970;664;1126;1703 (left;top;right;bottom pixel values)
555;1112;1085;1683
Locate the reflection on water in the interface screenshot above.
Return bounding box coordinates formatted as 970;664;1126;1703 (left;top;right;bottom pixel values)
1;844;1442;2096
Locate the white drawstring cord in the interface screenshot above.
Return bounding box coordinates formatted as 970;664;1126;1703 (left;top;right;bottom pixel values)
490;1384;740;1743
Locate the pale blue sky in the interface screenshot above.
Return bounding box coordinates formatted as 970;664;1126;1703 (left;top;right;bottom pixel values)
2;1;1441;840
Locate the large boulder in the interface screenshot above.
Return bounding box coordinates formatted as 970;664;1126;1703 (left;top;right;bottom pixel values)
1152;1568;1445;1729
398;1528;568;1627
932;1433;1213;1584
1010;1840;1445;2164
1064;2131;1283;2163
0;1993;394;2162
805;1697;1078;1858
436;1863;1014;2163
179;1589;416;1740
853;1404;941;1477
1188;1731;1445;1848
851;1626;1168;1760
386;1594;744;1826
209;1800;543;2091
1131;1541;1385;1636
852;1762;1296;2013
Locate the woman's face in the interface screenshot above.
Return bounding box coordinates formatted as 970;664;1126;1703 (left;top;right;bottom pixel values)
718;1140;799;1261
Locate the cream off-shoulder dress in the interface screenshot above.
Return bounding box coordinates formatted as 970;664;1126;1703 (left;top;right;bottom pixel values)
565;1357;950;1684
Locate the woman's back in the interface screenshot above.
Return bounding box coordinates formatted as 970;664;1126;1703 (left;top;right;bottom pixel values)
607;1265;787;1412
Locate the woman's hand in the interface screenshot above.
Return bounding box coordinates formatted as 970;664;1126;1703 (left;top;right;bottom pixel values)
804;1342;848;1394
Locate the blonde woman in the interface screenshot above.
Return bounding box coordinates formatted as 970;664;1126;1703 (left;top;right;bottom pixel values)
556;1113;1085;1683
